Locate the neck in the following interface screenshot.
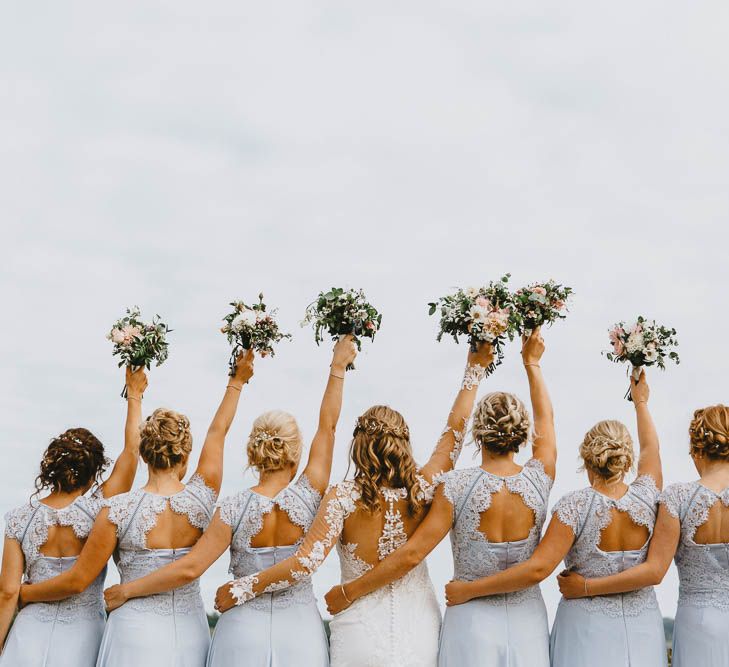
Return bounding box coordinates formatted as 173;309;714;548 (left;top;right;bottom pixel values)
590;474;627;497
698;458;729;486
41;486;89;507
254;468;295;494
480;449;519;474
144;467;184;494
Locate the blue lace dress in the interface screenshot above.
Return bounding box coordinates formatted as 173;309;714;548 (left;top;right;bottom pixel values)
660;482;729;667
1;493;106;667
437;459;553;667
549;476;667;667
207;475;327;667
95;474;217;667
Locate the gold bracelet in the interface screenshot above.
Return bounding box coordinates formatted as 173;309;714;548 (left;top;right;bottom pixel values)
227;384;242;392
330;372;345;380
524;363;541;368
584;579;590;597
634;400;648;406
127;395;142;402
340;584;352;604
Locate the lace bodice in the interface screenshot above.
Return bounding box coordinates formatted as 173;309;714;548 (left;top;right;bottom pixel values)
440;459;553;606
218;475;322;610
105;474;217;615
4;492;106;623
553;475;660;617
660;481;729;610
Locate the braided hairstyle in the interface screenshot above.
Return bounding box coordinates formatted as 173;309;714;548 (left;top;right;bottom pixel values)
350;405;423;516
247;410;302;474
472;392;531;455
35;428;109;494
689;405;729;460
139;408;193;470
579;420;634;483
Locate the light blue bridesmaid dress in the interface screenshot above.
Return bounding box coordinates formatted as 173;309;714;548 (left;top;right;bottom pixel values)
437;459;553;667
207;474;328;667
1;493;106;667
549;475;667;667
95;474;216;667
660;482;729;667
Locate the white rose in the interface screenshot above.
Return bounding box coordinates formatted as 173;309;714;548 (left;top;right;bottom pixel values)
464;287;480;299
233;310;257;330
644;344;658;363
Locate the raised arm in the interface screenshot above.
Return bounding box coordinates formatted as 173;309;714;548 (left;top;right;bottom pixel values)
214;484;349;613
522;328;556;479
0;538;24;648
194;350;255;494
104;512;232;611
630;371;663;488
301;336;357;493
557;504;679;598
419;343;494;483
324;485;453;614
18;511;117;603
100;367;147;498
444;514;574;606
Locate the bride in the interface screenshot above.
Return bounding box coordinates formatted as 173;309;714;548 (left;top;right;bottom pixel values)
213;342;494;667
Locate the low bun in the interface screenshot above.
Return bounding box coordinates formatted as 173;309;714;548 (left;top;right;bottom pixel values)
247;411;302;474
472;392;531;455
139;408;193;470
690;405;729;460
36;428;109;494
580;420;634;483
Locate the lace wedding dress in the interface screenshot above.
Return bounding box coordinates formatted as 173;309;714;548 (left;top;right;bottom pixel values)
206;474;328;667
96;474;217;667
437;459;553;667
1;493;106;667
549;475;667;667
660;482;729;667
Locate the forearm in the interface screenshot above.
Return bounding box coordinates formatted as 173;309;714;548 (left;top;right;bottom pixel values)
346;543;424;601
469;559;553;597
587;561;663;595
21;570;87;602
318;362;346;434
0;595;18;648
124;559;202;599
635;403;659;458
207;382;245;439
526;365;553;425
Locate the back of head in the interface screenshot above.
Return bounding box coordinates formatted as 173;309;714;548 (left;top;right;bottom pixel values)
247;410;302;474
36;428;109;495
350;405;422;515
580;420;634;483
472;392;531;455
140;408;193;470
690;404;729;460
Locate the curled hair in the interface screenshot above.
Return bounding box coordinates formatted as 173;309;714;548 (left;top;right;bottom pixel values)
689;405;729;460
247;410;302;474
36;428;109;495
579;420;634;483
350;405;422;516
139;408;193;470
472;392;531;455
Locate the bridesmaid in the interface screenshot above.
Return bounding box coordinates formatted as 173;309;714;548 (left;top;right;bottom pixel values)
559;404;729;667
0;366;147;666
324;329;556;666
102;337;358;666
17;351;255;666
444;370;666;667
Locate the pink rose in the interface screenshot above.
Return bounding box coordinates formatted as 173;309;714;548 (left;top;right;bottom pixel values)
110;328;125;344
532;286;547;296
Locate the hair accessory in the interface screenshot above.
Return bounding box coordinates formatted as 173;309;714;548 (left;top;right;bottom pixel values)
254;429;277;444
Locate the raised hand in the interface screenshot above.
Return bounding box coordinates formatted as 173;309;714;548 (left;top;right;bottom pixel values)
521;327;545;366
556;570;587;599
125;366;148;399
332;334;357;372
230;349;255;386
630;369;649;404
444;580;474;606
324;584;352;615
467;342;494;369
103;584;129;612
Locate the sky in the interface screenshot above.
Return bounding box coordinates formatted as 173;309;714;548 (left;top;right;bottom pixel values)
1;1;728;623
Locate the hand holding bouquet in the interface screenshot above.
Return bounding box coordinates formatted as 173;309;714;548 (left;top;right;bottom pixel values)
604;316;680;400
302;287;381;371
107;307;171;397
514;280;573;335
428;275;520;375
221;294;291;375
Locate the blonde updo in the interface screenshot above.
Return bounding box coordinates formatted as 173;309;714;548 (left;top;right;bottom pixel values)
247;411;302;474
472;392;531;455
689;405;729;460
140;408;193;470
580;420;634;483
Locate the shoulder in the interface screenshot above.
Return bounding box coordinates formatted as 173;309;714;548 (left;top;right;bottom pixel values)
659;481;698;518
4;501;37;542
629;474;660;504
184;473;219;507
216;490;252;528
292;474;324;507
438;467;481;505
522;458;554;492
551;487;593;533
324;480;360;512
103;489;143;526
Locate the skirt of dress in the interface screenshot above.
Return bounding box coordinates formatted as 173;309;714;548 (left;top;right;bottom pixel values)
672;603;729;667
0;607;105;667
95;604;210;667
438;593;550;667
206;598;328;667
550;599;668;667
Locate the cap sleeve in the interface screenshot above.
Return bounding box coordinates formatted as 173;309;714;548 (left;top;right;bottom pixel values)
4;504;33;542
551;490;584;535
438;469;470;507
659;483;688;519
522;458;554;497
630;474;660;507
217;492;244;528
104;492;133;531
293;474;323;514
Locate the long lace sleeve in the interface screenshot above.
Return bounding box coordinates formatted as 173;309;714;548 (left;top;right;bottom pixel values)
229;483;357;605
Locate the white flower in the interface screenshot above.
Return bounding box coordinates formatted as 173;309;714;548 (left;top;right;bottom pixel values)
110;328;125;344
469;305;487;322
464;287;479;299
625;331;645;355
232;310;257;330
644;344;658;363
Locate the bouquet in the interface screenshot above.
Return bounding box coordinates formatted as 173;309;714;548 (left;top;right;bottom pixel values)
513;280;573;335
107;307;171;397
428;275;520;375
605;316;680;400
221;294;291;375
302;287;382;370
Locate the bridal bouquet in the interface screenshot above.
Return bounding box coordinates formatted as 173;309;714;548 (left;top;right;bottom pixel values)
302;287;381;370
605;316;680;400
107;307;171;397
221;294;291;374
428;275;520;374
514;280;573;335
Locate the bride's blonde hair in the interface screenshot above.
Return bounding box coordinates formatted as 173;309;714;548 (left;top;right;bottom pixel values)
350;405;423;516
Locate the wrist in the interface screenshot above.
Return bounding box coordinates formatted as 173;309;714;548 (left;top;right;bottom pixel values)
126;394;143;401
330;362;347;375
227;381;244;392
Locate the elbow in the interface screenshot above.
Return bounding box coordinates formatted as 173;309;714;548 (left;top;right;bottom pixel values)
0;581;20;603
646;564;666;587
67;571;89;596
530;561;553;585
180;561;203;584
401;545;425;572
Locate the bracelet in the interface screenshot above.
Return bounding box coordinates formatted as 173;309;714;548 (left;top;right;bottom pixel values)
227;384;242;392
127;395;142;402
524;363;541;368
584;579;590;597
634;400;648;406
330;372;345;380
340;584;352;605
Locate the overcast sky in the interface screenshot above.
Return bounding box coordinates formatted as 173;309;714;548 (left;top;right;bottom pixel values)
2;1;728;622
